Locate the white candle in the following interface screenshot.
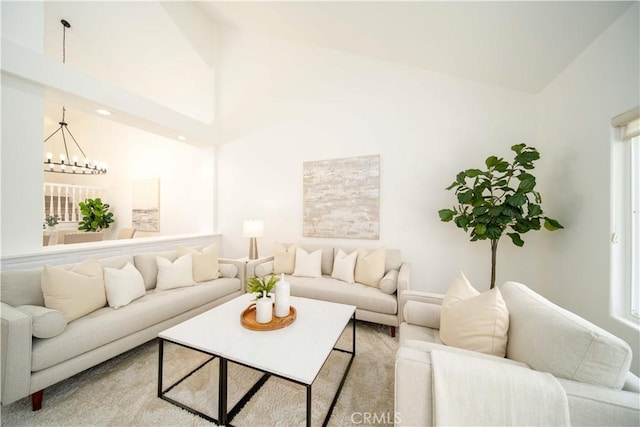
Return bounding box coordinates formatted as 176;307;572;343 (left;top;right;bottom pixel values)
256;295;273;324
275;273;291;317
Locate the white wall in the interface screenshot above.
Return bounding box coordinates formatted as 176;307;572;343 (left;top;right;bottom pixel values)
536;4;640;374
216;29;540;293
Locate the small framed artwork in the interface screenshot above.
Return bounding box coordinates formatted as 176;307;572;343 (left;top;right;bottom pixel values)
132;178;160;232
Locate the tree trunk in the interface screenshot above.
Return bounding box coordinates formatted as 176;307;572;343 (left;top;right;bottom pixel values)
490;239;498;289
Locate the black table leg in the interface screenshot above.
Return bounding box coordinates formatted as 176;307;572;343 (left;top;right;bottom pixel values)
219;357;228;425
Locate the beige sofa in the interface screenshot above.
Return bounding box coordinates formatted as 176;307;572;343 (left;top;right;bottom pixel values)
1;248;245;411
395;281;640;426
247;244;410;336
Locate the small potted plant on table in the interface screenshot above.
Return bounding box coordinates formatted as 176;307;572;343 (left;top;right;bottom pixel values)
246;275;279;324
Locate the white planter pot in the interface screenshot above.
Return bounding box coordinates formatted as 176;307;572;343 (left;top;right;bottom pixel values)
47;226;58;246
256;296;273;324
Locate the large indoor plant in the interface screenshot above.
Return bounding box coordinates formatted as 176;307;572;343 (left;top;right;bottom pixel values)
78;198;114;232
438;143;563;288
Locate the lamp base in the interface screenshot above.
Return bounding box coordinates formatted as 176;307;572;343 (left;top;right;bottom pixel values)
248;237;259;260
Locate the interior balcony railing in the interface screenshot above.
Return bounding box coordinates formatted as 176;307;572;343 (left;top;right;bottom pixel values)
44;182;104;223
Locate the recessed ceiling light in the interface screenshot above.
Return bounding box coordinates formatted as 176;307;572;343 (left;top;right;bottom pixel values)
177;135;186;141
96;109;112;116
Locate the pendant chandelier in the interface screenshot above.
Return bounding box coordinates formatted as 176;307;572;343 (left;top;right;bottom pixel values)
44;19;107;175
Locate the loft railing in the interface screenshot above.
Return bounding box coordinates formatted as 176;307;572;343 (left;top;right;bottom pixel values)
44;183;104;223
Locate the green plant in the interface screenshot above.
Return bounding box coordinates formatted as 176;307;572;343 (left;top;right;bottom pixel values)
438;143;563;289
44;215;60;227
246;275;279;299
78;198;114;232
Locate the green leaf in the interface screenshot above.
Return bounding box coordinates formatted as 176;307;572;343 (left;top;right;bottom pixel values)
544;218;564;231
457;191;474;203
456;171;466;185
528;204;542;217
511;143;526;154
475;224;487;235
513;220;530;233
445;181;459;190
465;169;484;178
454;215;470;230
506;193;527;206
485;156;499;168
473;205;489;216
495;161;510;172
487;226;503;240
488;206;503;217
507;232;525;247
517;176;536;193
438;209;455;222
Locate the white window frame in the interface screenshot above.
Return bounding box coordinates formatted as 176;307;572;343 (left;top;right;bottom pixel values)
611;107;640;327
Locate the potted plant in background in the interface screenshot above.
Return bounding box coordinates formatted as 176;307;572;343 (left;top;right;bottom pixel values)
78;198;115;232
246;275;279;324
438;143;563;289
43;214;60;245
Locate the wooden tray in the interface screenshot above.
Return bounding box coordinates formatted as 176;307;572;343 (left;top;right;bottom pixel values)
241;303;297;331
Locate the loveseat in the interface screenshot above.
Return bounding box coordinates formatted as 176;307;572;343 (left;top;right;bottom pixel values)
395;277;640;426
247;243;410;336
1;244;244;410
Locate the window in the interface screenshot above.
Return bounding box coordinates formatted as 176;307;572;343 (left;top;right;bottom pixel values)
611;106;640;324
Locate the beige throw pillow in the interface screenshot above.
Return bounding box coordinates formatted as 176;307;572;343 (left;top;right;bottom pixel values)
354;248;386;287
177;243;220;282
274;243;296;274
41;259;106;322
439;271;509;357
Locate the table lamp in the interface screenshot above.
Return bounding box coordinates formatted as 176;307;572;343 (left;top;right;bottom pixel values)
243;219;264;260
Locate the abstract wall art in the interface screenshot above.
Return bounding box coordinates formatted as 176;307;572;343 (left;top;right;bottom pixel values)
132;178;160;232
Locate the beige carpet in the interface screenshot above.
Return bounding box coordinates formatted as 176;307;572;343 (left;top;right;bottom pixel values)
1;322;397;426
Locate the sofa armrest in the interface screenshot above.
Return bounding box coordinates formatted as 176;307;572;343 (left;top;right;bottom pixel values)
246;256;274;278
623;371;640;393
218;259;246;292
398;290;444;324
396;262;410;296
1;302;32;405
395;347;434;426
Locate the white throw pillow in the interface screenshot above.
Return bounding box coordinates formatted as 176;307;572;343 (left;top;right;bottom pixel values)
156;254;194;290
103;262;146;309
331;249;358;283
218;263;239;278
176;243;220;282
292;248;322;278
439;271;509;357
41;259;106;322
379;269;399;294
354;248;386;287
274;243;297;274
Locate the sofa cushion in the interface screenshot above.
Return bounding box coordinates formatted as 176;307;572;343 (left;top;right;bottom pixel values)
439;272;509;357
103;262;146;309
273;243;296;274
331;249;358;283
355;248;386;287
0;267;45;307
177;243;220;282
97;254;135;269
293;248;322;278
31;278;241;372
500;281;632;390
134;250;177;290
156;254;194;291
16;305;67;338
286;275;396;315
41;259;107;322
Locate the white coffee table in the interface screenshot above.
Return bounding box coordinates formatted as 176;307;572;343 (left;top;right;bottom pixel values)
157;294;356;426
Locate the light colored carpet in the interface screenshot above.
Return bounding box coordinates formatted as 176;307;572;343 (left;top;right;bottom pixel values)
1;322;397;426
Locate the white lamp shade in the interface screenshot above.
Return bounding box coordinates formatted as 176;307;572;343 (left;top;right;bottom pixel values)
243;220;264;237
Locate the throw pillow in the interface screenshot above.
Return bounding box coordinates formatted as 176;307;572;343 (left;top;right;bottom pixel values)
16;305;67;338
156;254;194;291
177;243;220;282
103;262;146;309
218;263;238;278
274;243;296;274
292;248;322;278
379;269;399;294
354;248;386;287
41;259;106;322
439;271;509;357
331;249;358;283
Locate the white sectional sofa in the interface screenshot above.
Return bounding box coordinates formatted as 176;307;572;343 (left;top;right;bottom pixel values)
247;243;410;336
395;280;640;426
0;246;244;411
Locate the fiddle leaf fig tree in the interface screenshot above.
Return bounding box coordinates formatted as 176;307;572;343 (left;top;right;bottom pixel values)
78;198;114;232
438;143;563;289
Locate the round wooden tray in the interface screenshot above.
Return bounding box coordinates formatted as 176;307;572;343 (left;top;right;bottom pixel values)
240;303;297;331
